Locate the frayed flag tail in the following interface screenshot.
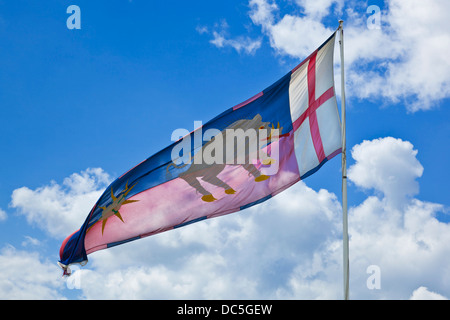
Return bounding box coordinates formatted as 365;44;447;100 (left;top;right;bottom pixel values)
57;262;72;277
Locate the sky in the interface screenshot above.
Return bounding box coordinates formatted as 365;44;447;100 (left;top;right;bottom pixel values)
0;0;449;300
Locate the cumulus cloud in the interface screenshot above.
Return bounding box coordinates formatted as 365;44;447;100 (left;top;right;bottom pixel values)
247;0;450;111
3;139;448;299
294;0;344;19
0;246;64;299
10;168;111;239
348;196;449;299
347;138;449;299
348;137;424;208
78;255;260;299
69;136;449;300
410;286;448;300
72;181;343;299
249;0;336;57
201;0;450;110
345;0;450;111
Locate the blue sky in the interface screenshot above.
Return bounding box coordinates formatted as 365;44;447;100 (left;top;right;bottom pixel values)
0;0;449;299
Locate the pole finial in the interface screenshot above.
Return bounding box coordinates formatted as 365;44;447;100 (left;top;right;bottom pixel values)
339;20;344;29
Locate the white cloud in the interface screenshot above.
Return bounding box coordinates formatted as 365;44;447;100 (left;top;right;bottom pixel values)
248;0;278;27
210;31;262;55
348;137;424;208
346;137;450;299
198;18;262;55
3;138;448;299
294;0;344;19
348;196;449;299
410;286;448;300
249;0;336;58
269;15;334;57
72;181;343;299
195;25;209;35
0;246;64;299
78;255;260;299
72;136;449;300
247;0;450;111
0;208;6;222
21;236;41;247
10;168;111;239
346;0;450;111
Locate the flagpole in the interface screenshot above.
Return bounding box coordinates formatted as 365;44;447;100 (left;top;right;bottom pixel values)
338;19;349;300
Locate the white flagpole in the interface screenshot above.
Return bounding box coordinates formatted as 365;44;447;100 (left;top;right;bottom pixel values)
338;19;349;300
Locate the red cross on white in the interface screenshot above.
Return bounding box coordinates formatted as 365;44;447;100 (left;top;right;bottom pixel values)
292;51;336;163
289;34;342;177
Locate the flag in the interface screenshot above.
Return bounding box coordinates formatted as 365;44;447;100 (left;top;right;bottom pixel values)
59;31;342;273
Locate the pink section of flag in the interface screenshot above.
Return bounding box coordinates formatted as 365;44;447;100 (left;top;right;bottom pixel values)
85;133;300;254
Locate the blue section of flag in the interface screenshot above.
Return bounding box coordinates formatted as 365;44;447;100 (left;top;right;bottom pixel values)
85;72;293;230
59;69;295;268
240;194;273;211
174;216;208;229
107;236;142;248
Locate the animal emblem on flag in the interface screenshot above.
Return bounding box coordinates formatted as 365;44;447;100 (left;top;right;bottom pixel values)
167;114;283;202
59;31;342;274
